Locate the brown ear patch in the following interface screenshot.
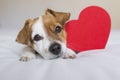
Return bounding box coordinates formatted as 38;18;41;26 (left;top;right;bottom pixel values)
16;19;33;45
45;9;56;17
45;9;71;25
54;12;71;25
16;18;39;45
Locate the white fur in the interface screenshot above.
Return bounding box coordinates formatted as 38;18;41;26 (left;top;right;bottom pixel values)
64;48;76;59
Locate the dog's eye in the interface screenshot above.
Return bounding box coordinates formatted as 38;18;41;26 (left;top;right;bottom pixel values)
34;34;43;41
55;26;62;33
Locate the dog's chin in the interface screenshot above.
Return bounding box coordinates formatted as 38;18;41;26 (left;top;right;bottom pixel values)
47;56;60;60
46;54;63;60
41;52;63;60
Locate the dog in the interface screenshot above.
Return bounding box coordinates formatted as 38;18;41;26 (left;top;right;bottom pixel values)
16;9;76;61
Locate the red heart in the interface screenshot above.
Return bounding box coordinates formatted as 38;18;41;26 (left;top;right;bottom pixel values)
65;6;111;52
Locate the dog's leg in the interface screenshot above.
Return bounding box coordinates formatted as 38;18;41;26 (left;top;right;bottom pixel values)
20;47;36;61
63;48;76;59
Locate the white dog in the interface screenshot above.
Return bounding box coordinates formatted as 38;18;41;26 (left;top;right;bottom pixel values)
16;9;76;61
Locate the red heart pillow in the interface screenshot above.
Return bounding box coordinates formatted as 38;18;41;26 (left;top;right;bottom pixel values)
65;6;111;52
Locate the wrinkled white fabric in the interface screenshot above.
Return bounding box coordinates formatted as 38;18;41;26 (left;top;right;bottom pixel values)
0;29;120;80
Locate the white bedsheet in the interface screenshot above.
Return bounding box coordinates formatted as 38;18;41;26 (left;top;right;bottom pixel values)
0;29;120;80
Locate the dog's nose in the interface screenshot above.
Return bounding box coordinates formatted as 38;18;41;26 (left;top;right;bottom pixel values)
49;43;61;55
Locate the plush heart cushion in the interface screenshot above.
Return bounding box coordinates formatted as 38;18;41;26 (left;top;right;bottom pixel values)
65;6;111;52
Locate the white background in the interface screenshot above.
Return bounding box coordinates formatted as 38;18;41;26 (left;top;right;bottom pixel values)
0;0;120;30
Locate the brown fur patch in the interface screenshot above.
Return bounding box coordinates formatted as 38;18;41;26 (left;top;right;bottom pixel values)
42;15;66;42
16;17;39;46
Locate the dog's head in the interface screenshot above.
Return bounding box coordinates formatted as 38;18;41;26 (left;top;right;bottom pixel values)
16;9;70;59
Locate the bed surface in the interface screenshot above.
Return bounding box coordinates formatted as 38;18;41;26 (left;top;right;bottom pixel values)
0;29;120;80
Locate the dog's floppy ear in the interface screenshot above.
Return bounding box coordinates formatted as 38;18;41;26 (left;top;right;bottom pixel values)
16;19;32;45
45;9;71;25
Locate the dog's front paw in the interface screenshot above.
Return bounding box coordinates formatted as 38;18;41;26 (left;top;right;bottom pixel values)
63;53;76;59
19;53;36;62
63;48;76;59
